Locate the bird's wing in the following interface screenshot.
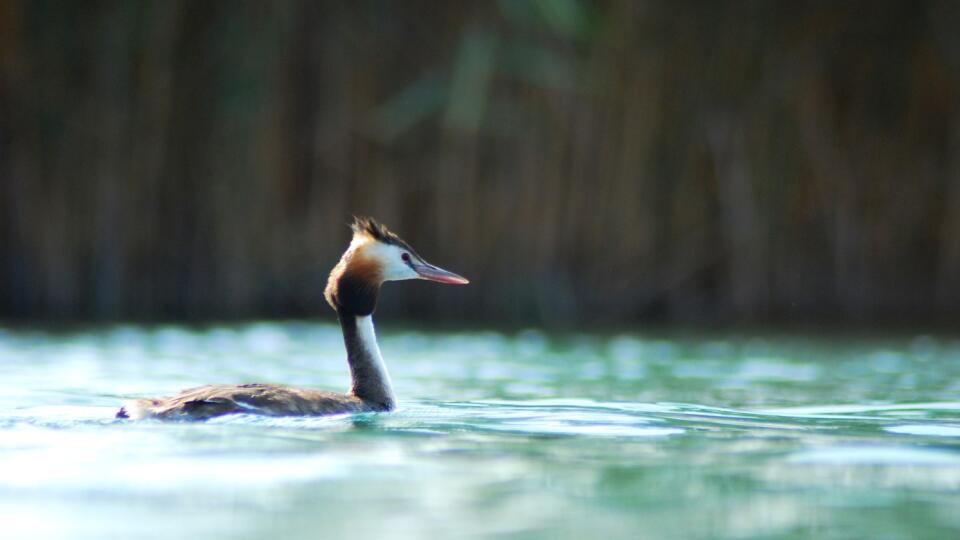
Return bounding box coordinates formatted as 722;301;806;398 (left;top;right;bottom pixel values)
127;384;364;420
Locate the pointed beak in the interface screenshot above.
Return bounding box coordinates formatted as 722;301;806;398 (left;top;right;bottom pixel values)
411;261;469;285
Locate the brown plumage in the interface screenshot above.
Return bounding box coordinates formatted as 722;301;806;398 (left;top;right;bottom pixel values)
117;217;468;421
350;216;417;253
118;384;364;420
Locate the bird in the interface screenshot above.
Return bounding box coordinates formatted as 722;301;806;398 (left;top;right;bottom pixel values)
116;217;468;420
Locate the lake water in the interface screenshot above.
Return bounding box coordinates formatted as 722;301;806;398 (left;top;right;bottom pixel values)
1;323;959;539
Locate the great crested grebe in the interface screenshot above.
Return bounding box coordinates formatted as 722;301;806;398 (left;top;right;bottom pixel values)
116;217;468;420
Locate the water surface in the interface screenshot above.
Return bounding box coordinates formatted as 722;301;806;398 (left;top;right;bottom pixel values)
1;324;959;539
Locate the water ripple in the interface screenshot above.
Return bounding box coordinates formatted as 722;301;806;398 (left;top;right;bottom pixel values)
3;324;960;539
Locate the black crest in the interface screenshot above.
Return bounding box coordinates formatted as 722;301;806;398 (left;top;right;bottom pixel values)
350;216;416;253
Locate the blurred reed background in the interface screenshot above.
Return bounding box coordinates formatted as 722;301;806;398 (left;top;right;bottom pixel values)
1;0;960;327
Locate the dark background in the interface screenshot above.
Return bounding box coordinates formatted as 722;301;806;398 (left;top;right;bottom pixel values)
2;0;959;327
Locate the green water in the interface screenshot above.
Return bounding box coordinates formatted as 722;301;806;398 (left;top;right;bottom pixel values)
1;323;959;539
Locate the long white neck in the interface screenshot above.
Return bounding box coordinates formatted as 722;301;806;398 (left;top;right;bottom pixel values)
340;314;395;410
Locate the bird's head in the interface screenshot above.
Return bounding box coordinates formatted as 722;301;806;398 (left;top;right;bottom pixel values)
325;217;468;315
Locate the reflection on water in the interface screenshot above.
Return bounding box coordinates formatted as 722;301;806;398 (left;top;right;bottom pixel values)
1;324;960;539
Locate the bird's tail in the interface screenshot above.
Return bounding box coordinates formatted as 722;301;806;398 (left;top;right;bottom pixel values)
116;399;158;420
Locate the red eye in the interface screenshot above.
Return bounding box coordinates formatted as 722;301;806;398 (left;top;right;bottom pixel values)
401;253;411;263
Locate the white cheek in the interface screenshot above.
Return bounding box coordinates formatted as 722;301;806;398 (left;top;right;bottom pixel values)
368;244;418;281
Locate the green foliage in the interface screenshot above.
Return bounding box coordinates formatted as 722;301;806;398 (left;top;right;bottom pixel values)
1;1;958;325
